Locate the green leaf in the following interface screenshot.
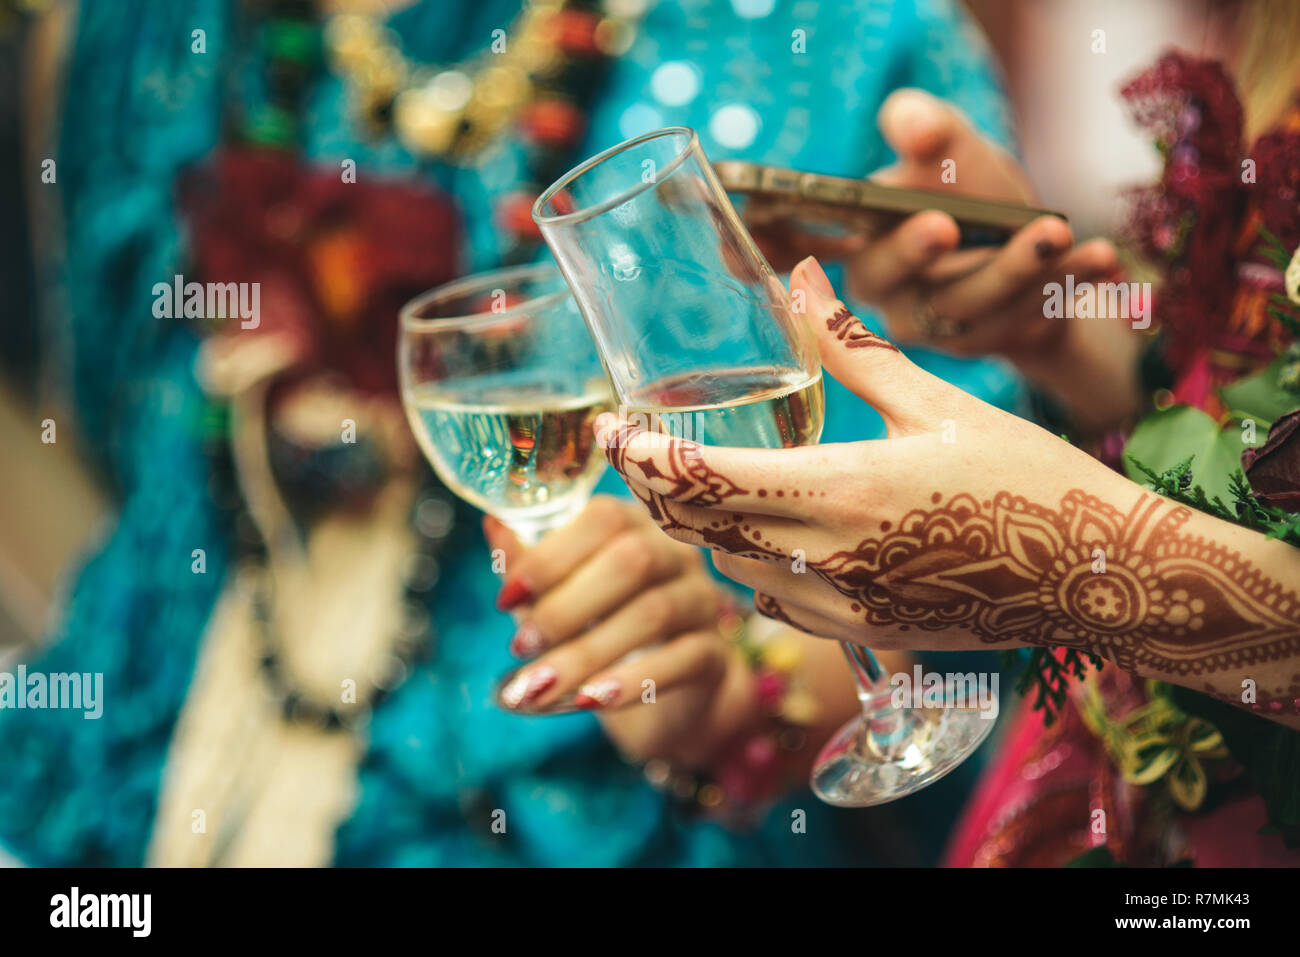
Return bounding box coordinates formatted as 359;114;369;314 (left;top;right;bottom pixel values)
1219;355;1300;425
1167;756;1207;811
1123;406;1253;503
1170;686;1300;832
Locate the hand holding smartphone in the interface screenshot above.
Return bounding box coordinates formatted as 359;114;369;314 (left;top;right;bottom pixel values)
713;160;1067;249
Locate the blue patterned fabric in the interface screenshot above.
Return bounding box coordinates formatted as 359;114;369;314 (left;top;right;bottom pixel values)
0;0;1023;866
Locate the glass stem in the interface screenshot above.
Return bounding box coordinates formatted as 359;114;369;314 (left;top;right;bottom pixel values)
504;522;547;547
840;640;885;703
501;499;591;548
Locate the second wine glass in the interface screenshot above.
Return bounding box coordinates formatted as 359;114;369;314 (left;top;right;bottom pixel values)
398;263;612;547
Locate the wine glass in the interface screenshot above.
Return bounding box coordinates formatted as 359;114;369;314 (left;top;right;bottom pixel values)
398;264;613;712
532;127;995;806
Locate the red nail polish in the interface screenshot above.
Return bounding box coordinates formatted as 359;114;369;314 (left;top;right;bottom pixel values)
500;667;558;709
497;576;534;611
574;679;621;710
509;623;543;658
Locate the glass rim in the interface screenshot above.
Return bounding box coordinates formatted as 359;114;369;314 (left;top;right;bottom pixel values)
531;126;698;228
398;262;572;333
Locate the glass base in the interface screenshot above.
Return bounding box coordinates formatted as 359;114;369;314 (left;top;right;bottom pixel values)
810;688;995;807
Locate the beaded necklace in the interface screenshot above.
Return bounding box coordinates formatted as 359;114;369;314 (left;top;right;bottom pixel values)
203;0;433;730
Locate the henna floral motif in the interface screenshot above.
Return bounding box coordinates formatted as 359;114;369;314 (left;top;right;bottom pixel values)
811;491;1300;687
602;426;785;561
826;307;900;352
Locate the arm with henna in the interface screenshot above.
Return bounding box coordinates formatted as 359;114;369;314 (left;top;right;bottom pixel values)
597;257;1300;729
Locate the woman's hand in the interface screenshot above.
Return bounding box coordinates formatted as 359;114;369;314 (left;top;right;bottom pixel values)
748;89;1142;432
597;257;1300;727
485;497;759;765
486;497;871;774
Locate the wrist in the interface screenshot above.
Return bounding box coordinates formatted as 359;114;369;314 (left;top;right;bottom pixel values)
640;611;825;824
1013;316;1145;437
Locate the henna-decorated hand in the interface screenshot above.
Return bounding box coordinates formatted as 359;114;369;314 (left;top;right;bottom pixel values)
597;257;1300;727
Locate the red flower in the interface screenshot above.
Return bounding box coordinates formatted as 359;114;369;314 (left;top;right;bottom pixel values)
1242;410;1300;512
553;9;602;57
1120;52;1246;371
1252;129;1300;245
180;148;463;395
519;98;585;148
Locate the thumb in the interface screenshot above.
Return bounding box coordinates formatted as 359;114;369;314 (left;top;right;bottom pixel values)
878;88;968;167
791;256;954;435
875;89;1029;200
483;515;527;578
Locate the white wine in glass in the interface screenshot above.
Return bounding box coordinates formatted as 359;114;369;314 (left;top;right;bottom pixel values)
404;376;610;543
398;263;613;547
624;367;824;449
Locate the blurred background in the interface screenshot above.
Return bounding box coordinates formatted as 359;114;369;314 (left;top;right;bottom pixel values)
0;0;1206;656
0;0;1241;869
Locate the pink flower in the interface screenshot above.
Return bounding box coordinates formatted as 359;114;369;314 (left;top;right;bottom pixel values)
754;668;787;710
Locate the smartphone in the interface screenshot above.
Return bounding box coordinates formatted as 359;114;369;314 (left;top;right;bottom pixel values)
713;160;1066;248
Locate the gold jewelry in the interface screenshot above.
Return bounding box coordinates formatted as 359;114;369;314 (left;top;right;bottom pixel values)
324;2;638;162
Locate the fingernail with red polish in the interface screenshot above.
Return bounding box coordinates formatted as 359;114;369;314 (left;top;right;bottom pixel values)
801;257;834;300
509;622;543;658
497;576;534;611
574;679;622;710
500;667;558;709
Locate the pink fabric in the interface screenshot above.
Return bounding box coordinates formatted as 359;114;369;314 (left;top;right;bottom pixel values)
944;673;1300;867
942;703;1046;868
1181;793;1300;867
